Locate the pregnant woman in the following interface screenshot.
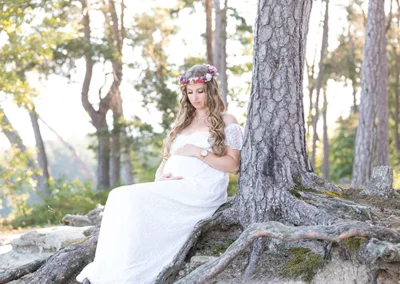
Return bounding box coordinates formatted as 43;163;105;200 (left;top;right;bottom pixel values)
76;63;243;283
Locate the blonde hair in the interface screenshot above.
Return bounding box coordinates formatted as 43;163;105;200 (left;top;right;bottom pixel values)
161;64;227;160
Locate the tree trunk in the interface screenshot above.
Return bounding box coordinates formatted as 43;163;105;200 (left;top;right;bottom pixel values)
110;92;122;187
80;0;115;190
306;59;316;139
205;0;213;65
103;0;132;187
395;0;400;152
311;0;329;169
0;106;48;202
234;1;340;276
237;0;328;227
395;63;400;151
374;0;389;166
120;142;134;185
0;106;26;151
347;24;358;114
213;0;228;108
213;0;221;69
352;0;386;188
352;82;358;114
322;86;329;180
28;106;51;196
306;8;325;139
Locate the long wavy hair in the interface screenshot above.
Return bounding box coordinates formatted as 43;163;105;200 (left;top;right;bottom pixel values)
161;64;227;160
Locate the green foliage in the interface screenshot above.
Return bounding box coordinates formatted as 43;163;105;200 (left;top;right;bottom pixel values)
329;115;357;183
125;116;165;183
227;174;239;196
282;247;324;283
131;8;179;132
327;5;364;91
6;178;108;229
0;147;39;213
0;0;78;104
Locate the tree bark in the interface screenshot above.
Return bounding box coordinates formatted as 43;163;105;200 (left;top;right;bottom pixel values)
395;59;400;151
205;0;213;65
352;0;387;187
395;0;400;151
374;0;389;166
237;0;333;226
306;58;316;139
28;106;51;196
311;0;329;169
347;24;358;114
322;86;329;180
213;0;228;108
306;9;325;139
234;0;340;276
110;91;122;187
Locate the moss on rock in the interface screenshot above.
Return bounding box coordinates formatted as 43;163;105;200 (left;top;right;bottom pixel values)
292;185;344;199
290;189;302;199
340;236;367;251
282;247;324;283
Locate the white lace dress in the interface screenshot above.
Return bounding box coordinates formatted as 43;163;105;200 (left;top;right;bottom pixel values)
76;123;243;284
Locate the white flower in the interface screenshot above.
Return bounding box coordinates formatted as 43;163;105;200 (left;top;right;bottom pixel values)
205;73;212;81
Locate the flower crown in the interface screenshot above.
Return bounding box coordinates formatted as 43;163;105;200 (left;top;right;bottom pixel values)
178;64;218;86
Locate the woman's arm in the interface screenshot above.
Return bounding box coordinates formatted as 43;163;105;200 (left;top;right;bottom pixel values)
199;147;240;174
174;144;240;174
174;114;242;174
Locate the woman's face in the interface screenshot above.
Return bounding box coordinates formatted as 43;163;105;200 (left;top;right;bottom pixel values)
186;82;208;110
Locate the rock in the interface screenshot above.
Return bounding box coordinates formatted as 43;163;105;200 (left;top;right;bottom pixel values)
0;225;93;272
359;166;394;197
83;225;100;237
62;214;92;227
62;204;104;227
189;255;218;270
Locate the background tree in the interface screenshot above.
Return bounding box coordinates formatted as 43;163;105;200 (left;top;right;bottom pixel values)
0;0;74;198
352;0;388;187
205;0;213;64
310;0;329;169
131;8;179;133
213;0;228;107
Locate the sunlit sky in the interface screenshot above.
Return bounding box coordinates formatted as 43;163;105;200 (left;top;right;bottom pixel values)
0;0;385;151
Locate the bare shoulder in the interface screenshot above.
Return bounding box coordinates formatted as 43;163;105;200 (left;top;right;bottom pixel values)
221;112;239;126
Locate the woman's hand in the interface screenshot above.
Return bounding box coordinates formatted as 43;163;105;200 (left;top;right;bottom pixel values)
155;172;183;181
174;144;201;158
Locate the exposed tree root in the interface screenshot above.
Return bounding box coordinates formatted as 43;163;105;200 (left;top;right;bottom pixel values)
0;259;46;284
26;235;98;284
155;199;239;284
282;192;340;226
242;238;263;280
297;191;373;221
301;172;342;193
176;221;400;284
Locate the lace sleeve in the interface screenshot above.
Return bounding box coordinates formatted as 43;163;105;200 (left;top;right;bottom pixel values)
225;124;244;150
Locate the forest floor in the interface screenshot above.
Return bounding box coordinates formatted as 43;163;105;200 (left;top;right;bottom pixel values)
175;186;400;283
1;187;400;283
